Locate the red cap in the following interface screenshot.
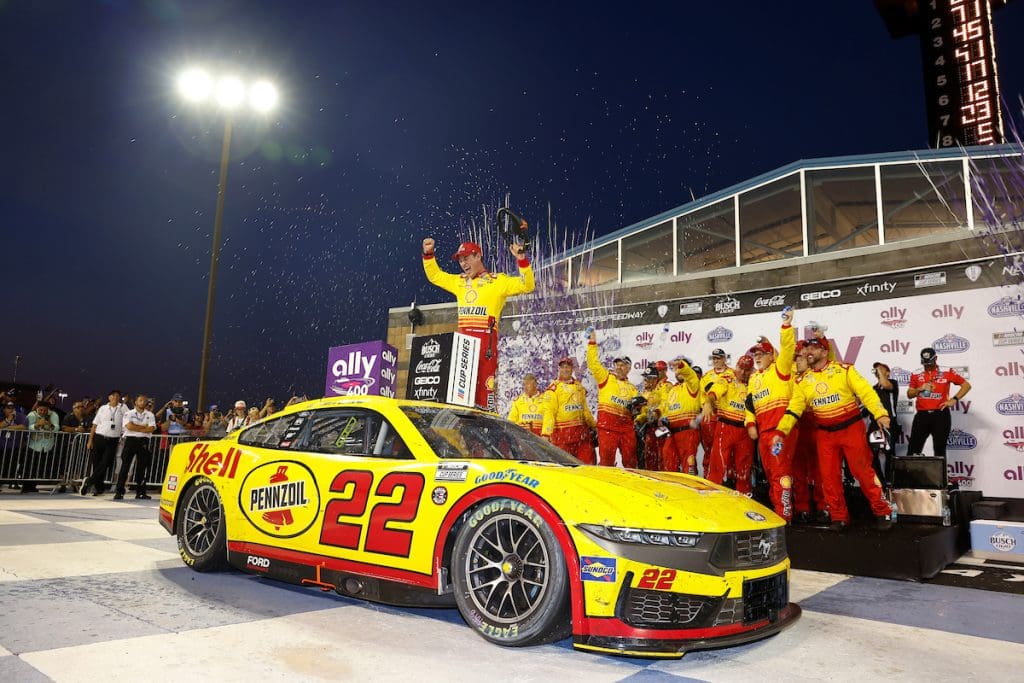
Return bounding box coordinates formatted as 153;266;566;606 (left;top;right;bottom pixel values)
804;337;828;350
736;355;755;371
748;339;775;355
557;356;576;367
655;360;668;371
452;242;482;260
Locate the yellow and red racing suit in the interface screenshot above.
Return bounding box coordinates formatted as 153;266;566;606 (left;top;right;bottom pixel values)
705;375;754;494
543;379;596;464
586;341;638;468
507;391;550;437
423;253;534;411
659;363;701;474
699;366;734;475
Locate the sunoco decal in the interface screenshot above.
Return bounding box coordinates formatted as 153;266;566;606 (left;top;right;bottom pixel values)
238;461;320;539
580;556;617;582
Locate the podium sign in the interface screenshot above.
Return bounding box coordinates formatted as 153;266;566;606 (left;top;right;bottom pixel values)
325;341;398;398
406;333;479;406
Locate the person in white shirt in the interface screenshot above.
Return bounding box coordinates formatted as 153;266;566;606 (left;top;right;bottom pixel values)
115;394;156;500
81;390;126;496
226;400;250;432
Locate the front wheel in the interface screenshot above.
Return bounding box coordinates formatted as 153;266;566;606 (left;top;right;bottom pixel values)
176;477;228;572
451;498;571;647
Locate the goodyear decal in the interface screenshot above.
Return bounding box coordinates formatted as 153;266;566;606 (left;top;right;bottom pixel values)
580;556;617;582
238;461;320;539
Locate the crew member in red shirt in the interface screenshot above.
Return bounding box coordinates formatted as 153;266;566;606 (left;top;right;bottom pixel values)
907;347;971;460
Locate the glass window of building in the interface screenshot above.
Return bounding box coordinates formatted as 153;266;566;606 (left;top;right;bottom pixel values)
621;220;674;282
739;174;803;264
573;242;618;288
677;199;736;273
880;161;967;243
805;167;879;254
970;155;1024;233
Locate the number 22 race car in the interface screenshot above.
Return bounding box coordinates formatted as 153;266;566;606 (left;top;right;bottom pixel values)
158;396;799;658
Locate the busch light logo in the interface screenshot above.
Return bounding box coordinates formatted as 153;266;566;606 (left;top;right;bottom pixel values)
946;429;977;450
990;532;1016;552
891;367;912;385
580;556;617;582
996;394;1024;416
714;296;740;314
932;333;970;354
988;297;1024;318
421;338;442;358
707;326;733;343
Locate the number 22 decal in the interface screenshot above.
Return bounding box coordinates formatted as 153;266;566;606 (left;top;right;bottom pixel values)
638;568;677;590
319;470;425;557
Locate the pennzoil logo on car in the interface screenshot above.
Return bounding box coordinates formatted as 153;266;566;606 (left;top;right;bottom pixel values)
238;461;320;539
580;556;617;582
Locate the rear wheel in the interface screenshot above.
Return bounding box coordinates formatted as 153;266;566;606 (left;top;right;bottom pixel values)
451;498;571;646
176;477;228;572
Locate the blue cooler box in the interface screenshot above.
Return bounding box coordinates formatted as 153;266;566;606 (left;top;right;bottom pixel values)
969;520;1024;559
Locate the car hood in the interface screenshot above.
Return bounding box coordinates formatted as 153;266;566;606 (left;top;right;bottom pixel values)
520;463;782;532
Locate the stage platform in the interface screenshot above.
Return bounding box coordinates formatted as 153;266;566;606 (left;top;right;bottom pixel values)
786;522;960;581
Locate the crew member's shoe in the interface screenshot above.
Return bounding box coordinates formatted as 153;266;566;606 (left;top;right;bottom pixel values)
20;485;38;494
827;520;849;533
875;515;894;531
794;511;812;525
112;493;124;501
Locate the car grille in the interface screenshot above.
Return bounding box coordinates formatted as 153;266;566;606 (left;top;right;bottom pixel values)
616;571;789;629
742;571;788;623
710;527;787;570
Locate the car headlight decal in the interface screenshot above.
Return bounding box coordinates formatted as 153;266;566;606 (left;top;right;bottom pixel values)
578;524;701;548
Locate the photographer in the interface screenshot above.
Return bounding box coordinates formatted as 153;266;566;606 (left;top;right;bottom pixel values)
259;397;277;419
204;407;229;438
158;394;190;436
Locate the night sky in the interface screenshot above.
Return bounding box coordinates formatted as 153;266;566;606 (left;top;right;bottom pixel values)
2;0;1023;407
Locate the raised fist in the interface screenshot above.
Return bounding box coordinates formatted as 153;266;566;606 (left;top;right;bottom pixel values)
422;238;435;255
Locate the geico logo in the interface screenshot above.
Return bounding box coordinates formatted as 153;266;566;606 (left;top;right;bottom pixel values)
800;289;841;302
414;375;441;385
246;555;270;568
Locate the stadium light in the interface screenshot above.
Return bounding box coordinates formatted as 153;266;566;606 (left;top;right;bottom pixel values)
176;66;281;410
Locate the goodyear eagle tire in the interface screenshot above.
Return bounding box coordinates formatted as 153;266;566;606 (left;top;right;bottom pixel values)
177;477;228;572
452;498;571;647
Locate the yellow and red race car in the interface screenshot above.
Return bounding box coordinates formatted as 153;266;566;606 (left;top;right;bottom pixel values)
159;396;799;658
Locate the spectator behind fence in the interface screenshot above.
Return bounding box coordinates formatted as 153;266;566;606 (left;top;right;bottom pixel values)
2;400;28;482
226;401;248;432
62;401;93;433
158;393;190;435
81;390;126;496
115;394;156;500
25;401;60;493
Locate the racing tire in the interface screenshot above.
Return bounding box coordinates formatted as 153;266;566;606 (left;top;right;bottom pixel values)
452;498;571;647
176;477;228;572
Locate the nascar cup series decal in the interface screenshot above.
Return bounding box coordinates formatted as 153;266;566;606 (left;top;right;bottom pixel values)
239;461;321;539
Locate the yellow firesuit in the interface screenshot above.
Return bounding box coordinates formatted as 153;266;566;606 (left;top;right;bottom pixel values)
422;255;534;332
586;342;638;432
706;375;749;425
777;361;888;435
507;392;551;435
745;324;796;431
542;379;595;436
659;364;701;428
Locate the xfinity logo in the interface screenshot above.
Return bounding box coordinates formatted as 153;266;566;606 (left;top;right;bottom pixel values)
858;281;897;296
800;289;841;302
412;386;439;400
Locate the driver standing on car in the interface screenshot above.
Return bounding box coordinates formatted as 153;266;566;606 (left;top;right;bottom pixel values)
422;237;534;412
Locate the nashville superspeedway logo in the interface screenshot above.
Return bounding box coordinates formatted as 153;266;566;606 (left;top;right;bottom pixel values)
239;461;320;539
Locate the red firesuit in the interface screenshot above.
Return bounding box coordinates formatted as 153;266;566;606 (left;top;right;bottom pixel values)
699;365;734;476
658;360;701;474
705;367;754;494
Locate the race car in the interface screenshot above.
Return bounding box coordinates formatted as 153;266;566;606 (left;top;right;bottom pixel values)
158;396;799;658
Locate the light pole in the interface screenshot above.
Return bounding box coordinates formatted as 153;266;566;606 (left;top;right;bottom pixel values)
177;68;279;410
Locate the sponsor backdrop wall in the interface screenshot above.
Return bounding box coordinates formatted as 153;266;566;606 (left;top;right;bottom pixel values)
500;257;1024;499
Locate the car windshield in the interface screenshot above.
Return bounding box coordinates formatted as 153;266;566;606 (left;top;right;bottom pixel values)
401;406;581;465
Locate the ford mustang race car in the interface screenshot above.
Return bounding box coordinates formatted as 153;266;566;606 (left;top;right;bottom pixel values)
159;396;799;658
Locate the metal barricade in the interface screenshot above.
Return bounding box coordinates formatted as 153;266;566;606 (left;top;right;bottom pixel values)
1;428;202;492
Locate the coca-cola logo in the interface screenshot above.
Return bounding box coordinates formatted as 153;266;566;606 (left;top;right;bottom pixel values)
416;358;442;373
754;294;786;308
